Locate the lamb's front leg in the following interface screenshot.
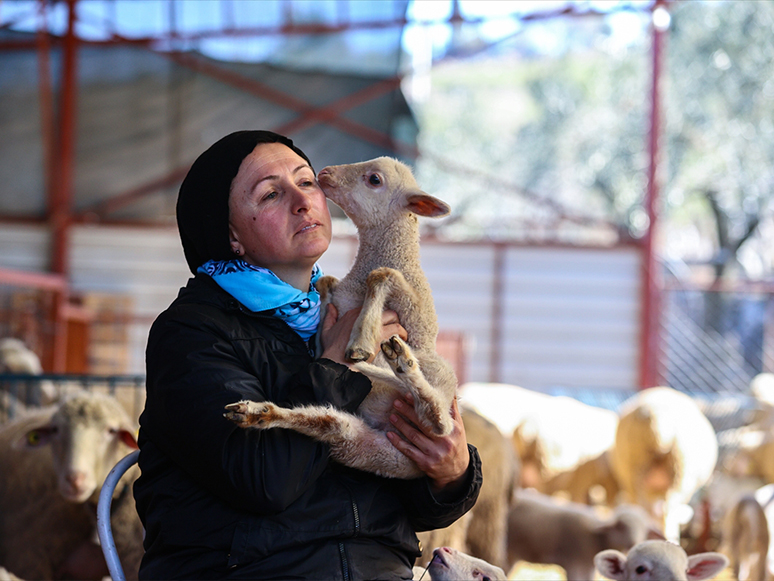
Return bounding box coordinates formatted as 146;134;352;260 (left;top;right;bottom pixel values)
346;267;418;362
224;400;362;443
224;400;422;479
380;336;454;437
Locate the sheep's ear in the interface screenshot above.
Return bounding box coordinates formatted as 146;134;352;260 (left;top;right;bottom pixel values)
405;191;451;218
647;526;666;540
17;425;57;448
117;428;139;449
686;553;729;581
594;550;628;581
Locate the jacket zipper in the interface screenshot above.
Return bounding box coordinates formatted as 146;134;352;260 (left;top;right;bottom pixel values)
338;490;360;580
338;542;350;581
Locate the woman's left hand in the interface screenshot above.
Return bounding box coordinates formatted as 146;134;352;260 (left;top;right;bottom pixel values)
386;394;470;496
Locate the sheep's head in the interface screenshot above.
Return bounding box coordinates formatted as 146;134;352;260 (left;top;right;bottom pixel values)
425;547;506;581
595;540;728;581
22;392;138;503
317;157;450;229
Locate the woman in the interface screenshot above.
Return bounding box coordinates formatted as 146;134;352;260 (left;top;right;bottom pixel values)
133;130;482;580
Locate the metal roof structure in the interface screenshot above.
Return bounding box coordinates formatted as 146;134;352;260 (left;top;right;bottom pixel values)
0;0;666;384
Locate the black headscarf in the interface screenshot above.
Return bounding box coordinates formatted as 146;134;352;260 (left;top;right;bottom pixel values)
176;130;313;274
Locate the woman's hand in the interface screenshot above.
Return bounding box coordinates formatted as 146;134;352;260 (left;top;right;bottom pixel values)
386;394;470;496
320;304;407;366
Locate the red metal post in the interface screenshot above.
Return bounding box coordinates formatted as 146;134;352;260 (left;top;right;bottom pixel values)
639;1;667;389
48;0;80;371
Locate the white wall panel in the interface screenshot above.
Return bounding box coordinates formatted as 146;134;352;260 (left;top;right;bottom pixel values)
0;226;642;388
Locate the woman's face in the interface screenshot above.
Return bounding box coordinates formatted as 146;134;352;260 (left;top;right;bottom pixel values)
228;142;332;286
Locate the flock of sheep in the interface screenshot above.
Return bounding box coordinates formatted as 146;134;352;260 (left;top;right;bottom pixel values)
2;334;774;579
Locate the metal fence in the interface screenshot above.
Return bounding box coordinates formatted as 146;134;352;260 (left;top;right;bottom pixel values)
0;373;146;423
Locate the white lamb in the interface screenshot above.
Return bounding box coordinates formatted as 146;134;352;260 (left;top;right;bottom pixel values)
721;492;769;581
610;386;719;542
595;540;728;581
0;337;58;416
0;391;143;580
413;546;507;581
506;488;665;580
225;157;457;479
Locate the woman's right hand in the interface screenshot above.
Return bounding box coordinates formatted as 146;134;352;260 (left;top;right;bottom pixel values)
320;304;407;366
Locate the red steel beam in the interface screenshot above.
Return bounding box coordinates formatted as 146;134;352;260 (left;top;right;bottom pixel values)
638;1;667;389
37;0;55;216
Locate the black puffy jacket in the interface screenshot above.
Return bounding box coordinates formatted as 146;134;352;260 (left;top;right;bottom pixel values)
134;274;482;580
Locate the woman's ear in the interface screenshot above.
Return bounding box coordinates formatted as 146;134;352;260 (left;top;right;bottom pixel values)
228;223;242;255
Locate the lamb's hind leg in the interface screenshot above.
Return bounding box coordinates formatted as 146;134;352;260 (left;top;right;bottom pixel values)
223;400;421;479
346;267;418;362
380;336;454;437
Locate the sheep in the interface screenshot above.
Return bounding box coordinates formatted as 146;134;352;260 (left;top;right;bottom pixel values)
506;488;665;580
595;540;729;581
459;382;619;503
417;404;519;570
721;492;769;581
0;338;57;419
225;157;458;479
610;386;719;542
0;391;143;580
412;547;507;581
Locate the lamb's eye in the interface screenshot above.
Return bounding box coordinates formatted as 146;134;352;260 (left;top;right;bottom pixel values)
635;565;647;574
368;173;381;186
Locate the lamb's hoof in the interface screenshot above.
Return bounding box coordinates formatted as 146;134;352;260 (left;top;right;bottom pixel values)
381;335;415;374
346;347;373;362
224;400;276;428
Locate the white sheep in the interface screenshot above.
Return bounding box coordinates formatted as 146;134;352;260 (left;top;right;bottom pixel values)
225;157;458;479
0;338;58;417
460;382;620;503
0;391;143;580
417;404;519;570
595;540;728;581
610;386;719;542
413;546;507;581
721;492;769;581
506;488;665;580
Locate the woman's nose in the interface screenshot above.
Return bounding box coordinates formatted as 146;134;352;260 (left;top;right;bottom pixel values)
291;187;314;213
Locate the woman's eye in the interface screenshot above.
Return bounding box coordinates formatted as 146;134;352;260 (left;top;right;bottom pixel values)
264;191;278;200
368;174;381;186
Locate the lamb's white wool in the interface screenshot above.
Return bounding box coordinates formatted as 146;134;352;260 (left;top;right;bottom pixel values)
225;157;457;479
0;391;143;580
595;540;728;581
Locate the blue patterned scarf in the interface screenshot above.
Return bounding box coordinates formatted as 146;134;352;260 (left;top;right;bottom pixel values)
198;259;322;341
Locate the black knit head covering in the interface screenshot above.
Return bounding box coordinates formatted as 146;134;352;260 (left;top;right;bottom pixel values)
176;130;313;274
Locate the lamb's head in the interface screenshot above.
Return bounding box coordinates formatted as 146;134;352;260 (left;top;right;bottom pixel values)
423;547;506;581
598;503;666;553
317;157;450;229
595;540;728;581
21;391;138;503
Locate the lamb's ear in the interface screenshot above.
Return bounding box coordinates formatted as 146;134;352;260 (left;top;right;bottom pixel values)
686;552;729;581
594;550;628;581
405;191;451;218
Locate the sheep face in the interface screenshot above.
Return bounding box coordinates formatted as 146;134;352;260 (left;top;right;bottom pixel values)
595;540;728;581
317;157;450;230
425;547;507;581
21;393;138;503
